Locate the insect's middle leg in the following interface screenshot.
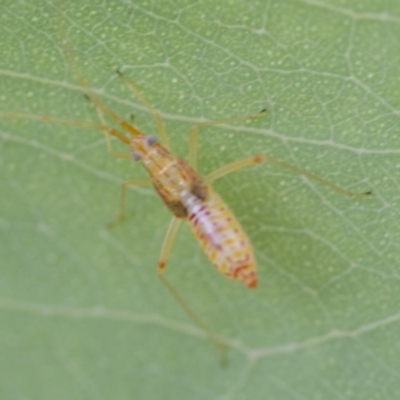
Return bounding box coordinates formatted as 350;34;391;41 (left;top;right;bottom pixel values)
188;109;266;169
109;178;152;227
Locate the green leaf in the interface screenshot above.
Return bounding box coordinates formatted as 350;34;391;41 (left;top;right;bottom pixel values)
1;0;399;398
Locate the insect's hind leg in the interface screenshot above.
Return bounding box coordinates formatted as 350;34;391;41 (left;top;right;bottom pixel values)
157;216;183;271
116;70;170;149
157;217;228;364
205;153;371;197
188;109;266;169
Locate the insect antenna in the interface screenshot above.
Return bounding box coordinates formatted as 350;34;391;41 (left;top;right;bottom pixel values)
53;1;142;140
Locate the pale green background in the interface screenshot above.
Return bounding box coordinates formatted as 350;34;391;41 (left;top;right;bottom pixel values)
1;1;399;399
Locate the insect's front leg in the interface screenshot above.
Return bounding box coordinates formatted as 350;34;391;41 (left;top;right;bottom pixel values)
116;71;170;149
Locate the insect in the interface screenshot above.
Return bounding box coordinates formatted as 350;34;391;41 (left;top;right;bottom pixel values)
1;13;371;362
1;74;371;361
105;73;262;290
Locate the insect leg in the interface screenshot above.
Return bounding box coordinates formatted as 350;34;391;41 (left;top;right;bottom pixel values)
116;71;170;149
205;154;371;197
0;111;132;159
157;216;182;271
205;155;265;184
188;109;266;169
88;101;134;159
157;217;227;364
108;178;153;227
54;8;143;140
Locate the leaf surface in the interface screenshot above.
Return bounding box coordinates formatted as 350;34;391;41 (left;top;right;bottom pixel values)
1;1;399;399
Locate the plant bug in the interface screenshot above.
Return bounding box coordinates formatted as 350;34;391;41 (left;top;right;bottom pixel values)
0;8;371;363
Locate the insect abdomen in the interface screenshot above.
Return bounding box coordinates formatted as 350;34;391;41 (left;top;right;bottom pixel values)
184;188;257;288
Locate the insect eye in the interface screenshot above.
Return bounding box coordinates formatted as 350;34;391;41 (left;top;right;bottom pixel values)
132;151;141;161
146;135;156;146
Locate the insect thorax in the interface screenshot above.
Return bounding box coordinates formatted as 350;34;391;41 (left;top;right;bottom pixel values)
147;151;208;218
